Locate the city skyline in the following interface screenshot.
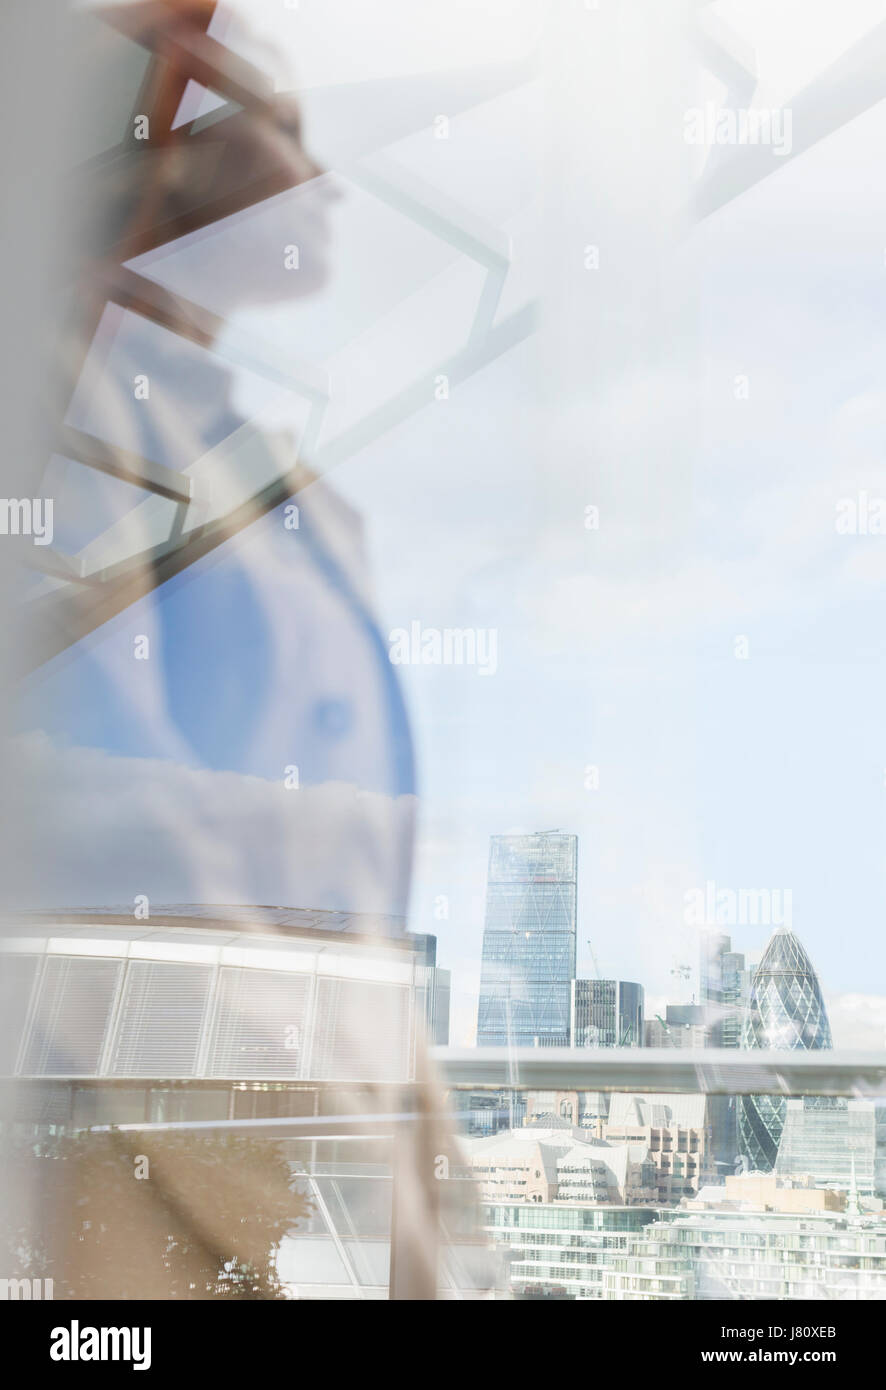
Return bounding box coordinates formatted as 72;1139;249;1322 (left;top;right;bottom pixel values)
5;0;886;1319
468;825;845;1058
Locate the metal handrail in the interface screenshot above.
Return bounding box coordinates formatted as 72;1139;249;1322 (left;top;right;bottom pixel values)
433;1047;886;1097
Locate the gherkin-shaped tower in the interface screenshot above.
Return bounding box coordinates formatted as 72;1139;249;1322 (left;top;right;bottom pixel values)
738;927;832;1171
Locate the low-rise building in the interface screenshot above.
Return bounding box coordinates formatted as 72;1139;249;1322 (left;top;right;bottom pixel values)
523;1089;608;1129
687;1172;846;1214
482;1202;681;1301
644;1016;708;1049
480;1195;886;1300
606;1210;886;1300
462;1127;656;1205
603;1093;717;1203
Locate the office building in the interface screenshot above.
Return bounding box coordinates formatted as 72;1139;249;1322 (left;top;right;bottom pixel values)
449;1089;525;1137
689;1171;847;1214
775;1099;877;1198
877;1106;886;1198
523;1090;608;1129
2;907;449;1127
482;1202;886;1301
700;932;747;1047
481;1203;670;1300
699;935;749;1176
571;978;644;1047
477;832;577;1048
644;1003;707;1049
738;927;833;1171
607;1210;886;1300
603;1092;717;1203
461;1127;657;1206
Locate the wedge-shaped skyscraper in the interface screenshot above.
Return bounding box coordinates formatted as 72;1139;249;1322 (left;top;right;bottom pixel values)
477;832;577;1047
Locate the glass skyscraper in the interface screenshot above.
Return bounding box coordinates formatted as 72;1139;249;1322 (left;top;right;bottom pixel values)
477;832;577;1048
571;979;644;1047
775;1099;876;1197
700;932;747;1048
700;932;749;1171
738;927;833;1171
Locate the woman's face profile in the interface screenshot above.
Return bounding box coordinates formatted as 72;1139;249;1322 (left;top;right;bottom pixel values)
105;2;340;315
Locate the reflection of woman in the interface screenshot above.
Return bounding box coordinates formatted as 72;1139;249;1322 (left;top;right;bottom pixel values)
11;0;495;1304
34;0;416;915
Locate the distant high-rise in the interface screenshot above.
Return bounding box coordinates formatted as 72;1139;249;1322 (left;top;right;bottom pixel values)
738;927;833;1171
571;979;644;1047
700;932;747;1048
775;1100;877;1198
644;1003;706;1049
700;932;749;1172
477;832;577;1048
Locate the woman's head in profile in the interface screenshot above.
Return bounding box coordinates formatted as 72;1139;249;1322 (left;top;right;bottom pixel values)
83;0;338;316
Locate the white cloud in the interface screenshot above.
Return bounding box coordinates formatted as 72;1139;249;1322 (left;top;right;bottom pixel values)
825;993;886;1051
4;731;416;918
